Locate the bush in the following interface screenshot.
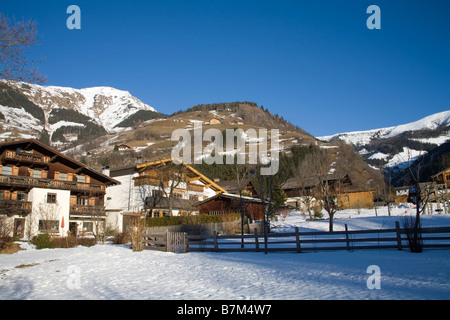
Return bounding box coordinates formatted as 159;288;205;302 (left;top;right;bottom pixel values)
111;232;130;244
314;209;323;219
32;234;54;249
51;236;95;248
76;237;96;247
402;215;423;253
31;234;96;249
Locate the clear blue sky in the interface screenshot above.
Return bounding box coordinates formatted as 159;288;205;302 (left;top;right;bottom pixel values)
2;0;449;137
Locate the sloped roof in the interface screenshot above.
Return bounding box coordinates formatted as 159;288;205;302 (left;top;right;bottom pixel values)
196;192;262;206
216;178;255;194
432;167;450;178
135;158;227;194
0;139;120;186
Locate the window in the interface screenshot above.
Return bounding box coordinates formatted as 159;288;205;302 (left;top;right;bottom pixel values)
47;193;57;204
82;222;93;232
344;196;349;202
2;166;12;175
17;193;27;202
77;175;86;183
153;190;165;198
76;197;89;206
173;192;183;199
32;169;42;178
59;173;68;181
38;220;59;233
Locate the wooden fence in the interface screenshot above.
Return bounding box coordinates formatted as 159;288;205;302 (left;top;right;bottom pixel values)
188;222;450;253
143;232;188;253
143;222;450;253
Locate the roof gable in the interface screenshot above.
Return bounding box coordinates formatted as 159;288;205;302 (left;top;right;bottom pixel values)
0;139;119;185
135;158;227;194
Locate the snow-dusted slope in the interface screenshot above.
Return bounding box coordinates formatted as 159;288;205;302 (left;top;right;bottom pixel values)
318;111;450;146
2;80;156;132
317;110;450;169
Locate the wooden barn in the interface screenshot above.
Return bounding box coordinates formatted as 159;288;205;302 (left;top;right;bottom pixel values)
196;193;263;221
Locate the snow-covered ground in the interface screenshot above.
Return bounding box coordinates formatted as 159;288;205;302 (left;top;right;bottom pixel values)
1;206;450;300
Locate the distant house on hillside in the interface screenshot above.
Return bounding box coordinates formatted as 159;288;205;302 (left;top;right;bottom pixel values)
117;144;132;151
208;118;221;125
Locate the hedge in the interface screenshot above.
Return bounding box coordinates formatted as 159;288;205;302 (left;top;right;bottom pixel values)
146;213;241;227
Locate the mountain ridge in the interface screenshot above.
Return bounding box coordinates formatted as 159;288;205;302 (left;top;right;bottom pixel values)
0;80;158;144
317;110;450;170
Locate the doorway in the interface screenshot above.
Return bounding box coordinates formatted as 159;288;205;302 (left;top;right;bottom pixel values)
14;218;25;238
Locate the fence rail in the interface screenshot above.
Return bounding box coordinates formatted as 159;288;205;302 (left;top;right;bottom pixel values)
143;222;450;254
143;232;188;253
188;222;450;253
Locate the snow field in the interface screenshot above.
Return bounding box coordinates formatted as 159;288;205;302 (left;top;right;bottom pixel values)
1;207;450;300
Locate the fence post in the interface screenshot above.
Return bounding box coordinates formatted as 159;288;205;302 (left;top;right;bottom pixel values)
166;232;170;253
395;221;403;250
345;224;350;250
254;228;259;252
184;232;188;253
295;227;301;253
213;230;218;252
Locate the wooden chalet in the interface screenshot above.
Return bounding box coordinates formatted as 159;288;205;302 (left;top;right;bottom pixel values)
196;192;264;221
136;159;227;217
282;173;375;210
0;139;119;238
432;167;450;188
106;158;227;229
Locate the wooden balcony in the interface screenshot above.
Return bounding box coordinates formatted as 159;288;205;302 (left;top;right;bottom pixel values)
2;150;50;165
134;176;168;188
70;205;106;217
0;174;106;194
0;200;32;216
187;183;204;192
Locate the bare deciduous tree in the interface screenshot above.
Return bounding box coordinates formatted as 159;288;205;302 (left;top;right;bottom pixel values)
154;161;187;217
0;14;46;83
295;153;320;220
405;150;435;252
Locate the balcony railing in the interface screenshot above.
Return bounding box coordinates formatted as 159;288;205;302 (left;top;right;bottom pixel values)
0;200;32;216
70;205;106;217
0;174;106;194
187;183;204;192
2;150;50;165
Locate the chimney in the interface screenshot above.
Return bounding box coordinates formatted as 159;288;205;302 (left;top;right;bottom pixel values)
102;165;110;176
135;156;143;165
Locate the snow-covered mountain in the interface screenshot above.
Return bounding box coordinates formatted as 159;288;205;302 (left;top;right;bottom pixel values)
317;110;450;169
0;80;159;144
